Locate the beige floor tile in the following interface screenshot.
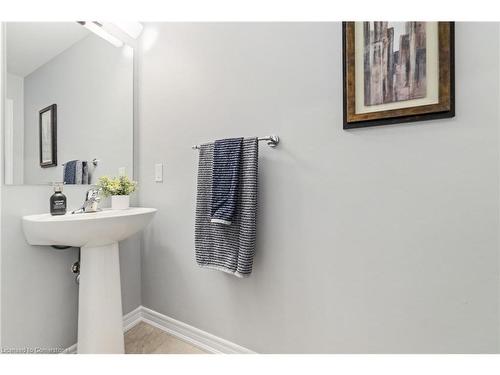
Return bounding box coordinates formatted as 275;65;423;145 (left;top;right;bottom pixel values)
152;337;206;354
125;321;207;354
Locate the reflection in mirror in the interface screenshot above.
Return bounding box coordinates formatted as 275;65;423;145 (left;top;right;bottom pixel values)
4;22;133;185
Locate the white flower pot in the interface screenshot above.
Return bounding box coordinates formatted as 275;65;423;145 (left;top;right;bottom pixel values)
111;195;130;210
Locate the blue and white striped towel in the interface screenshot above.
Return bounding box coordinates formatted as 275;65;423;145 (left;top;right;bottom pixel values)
63;160;89;184
63;160;78;184
195;138;258;277
210;138;243;225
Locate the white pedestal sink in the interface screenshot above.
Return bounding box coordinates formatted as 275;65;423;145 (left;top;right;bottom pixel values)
22;207;157;354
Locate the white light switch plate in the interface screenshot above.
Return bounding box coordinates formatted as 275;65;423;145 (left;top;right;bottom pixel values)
118;167;126;176
155;163;163;182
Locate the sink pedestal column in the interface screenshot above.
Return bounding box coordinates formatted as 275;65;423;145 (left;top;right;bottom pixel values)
77;242;124;354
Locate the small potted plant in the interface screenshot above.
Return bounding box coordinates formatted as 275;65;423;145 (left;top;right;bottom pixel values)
97;175;137;210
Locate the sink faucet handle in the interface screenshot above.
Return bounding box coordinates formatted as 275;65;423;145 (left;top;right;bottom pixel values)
86;186;101;200
72;187;103;214
81;187;102;213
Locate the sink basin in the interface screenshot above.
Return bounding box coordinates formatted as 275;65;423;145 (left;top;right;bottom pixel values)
23;207;157;247
22;207;157;354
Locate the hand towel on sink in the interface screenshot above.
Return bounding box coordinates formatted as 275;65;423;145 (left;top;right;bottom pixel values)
195;138;258;277
210;137;243;225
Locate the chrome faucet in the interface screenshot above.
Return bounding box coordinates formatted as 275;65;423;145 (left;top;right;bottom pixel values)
72;187;102;214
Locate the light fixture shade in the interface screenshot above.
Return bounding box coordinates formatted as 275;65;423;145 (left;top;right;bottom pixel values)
113;22;144;39
81;21;124;47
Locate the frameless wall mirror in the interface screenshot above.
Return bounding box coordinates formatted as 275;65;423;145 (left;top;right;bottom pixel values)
3;22;134;185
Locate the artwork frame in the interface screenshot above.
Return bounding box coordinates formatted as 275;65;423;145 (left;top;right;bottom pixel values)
343;22;455;129
39;104;57;168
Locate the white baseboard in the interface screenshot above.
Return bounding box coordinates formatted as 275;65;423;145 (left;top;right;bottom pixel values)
123;305;143;332
140;306;255;354
65;305;255;354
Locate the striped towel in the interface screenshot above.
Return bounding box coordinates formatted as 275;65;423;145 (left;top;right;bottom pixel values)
63;160;88;184
82;161;89;184
211;138;243;225
195;138;258;277
63;160;78;184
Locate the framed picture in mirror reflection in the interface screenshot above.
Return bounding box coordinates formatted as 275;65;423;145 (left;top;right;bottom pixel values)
39;104;57;168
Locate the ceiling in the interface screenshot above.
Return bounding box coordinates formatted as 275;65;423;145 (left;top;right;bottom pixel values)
6;22;90;77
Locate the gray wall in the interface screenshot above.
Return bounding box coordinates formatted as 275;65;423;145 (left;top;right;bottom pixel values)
0;185;141;349
6;72;23;184
23;34;133;184
138;22;500;353
0;23;4;348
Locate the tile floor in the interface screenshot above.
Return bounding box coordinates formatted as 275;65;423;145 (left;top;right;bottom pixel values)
125;321;207;354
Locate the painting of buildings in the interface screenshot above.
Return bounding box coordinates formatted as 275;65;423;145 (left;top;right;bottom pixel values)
363;22;426;106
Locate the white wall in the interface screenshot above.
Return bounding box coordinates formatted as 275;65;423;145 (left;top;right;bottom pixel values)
0;22;4;349
6;73;23;184
138;22;500;353
23;34;133;184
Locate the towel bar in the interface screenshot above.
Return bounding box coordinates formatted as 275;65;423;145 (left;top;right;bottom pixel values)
192;135;279;150
62;158;99;167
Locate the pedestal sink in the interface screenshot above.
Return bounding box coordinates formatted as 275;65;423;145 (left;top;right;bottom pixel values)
22;207;157;354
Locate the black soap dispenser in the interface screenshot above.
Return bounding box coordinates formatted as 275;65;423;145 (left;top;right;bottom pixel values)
50;183;67;215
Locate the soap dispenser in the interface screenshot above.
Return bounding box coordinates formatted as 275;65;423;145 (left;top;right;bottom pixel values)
50;183;67;215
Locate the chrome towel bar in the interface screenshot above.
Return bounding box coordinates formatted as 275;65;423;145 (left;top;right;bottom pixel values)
62;158;99;167
192;135;279;150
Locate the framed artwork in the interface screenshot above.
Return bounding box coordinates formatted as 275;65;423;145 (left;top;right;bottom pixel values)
343;22;455;129
39;104;57;167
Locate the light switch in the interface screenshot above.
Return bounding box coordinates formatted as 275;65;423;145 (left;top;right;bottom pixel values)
118;167;126;176
155;163;163;182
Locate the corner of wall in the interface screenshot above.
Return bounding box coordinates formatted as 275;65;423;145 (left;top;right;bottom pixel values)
133;30;143;311
0;21;5;348
497;21;500;355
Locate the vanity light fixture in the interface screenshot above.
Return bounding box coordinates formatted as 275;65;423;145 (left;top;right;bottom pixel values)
77;21;124;48
113;22;144;39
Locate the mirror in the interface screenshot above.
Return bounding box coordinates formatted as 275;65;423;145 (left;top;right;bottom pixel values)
4;22;133;185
